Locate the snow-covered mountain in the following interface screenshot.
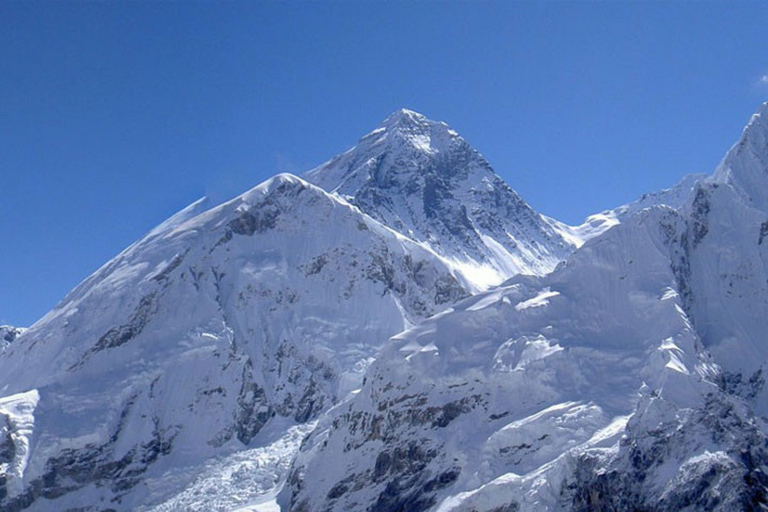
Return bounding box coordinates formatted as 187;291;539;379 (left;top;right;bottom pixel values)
284;207;763;511
0;111;575;511
0;174;474;511
4;103;768;512
304;109;575;288
284;104;768;510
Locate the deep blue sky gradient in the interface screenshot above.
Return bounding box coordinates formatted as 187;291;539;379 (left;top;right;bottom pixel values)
2;2;768;326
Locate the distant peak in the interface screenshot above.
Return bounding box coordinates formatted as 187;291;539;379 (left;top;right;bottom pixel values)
342;109;462;161
305;108;477;192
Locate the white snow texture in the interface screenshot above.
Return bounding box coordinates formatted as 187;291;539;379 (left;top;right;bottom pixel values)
3;105;768;511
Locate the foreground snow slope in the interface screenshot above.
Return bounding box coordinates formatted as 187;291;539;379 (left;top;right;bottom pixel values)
305;109;575;287
0;174;469;510
285;206;767;511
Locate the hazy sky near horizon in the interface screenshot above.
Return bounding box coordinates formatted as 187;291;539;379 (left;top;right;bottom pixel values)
2;1;768;326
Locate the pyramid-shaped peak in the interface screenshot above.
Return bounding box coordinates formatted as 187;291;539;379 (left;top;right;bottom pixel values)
307;109;485;200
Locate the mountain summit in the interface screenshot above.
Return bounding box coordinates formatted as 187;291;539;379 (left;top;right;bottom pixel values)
380;108;437;133
305;109;574;288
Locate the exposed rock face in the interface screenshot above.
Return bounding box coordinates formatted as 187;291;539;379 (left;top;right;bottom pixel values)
562;393;768;512
0;326;24;351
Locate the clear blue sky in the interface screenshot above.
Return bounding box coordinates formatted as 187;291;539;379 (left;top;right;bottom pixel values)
2;2;768;326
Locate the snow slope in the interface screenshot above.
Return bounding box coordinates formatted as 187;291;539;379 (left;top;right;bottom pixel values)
285;206;767;511
143;420;316;512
